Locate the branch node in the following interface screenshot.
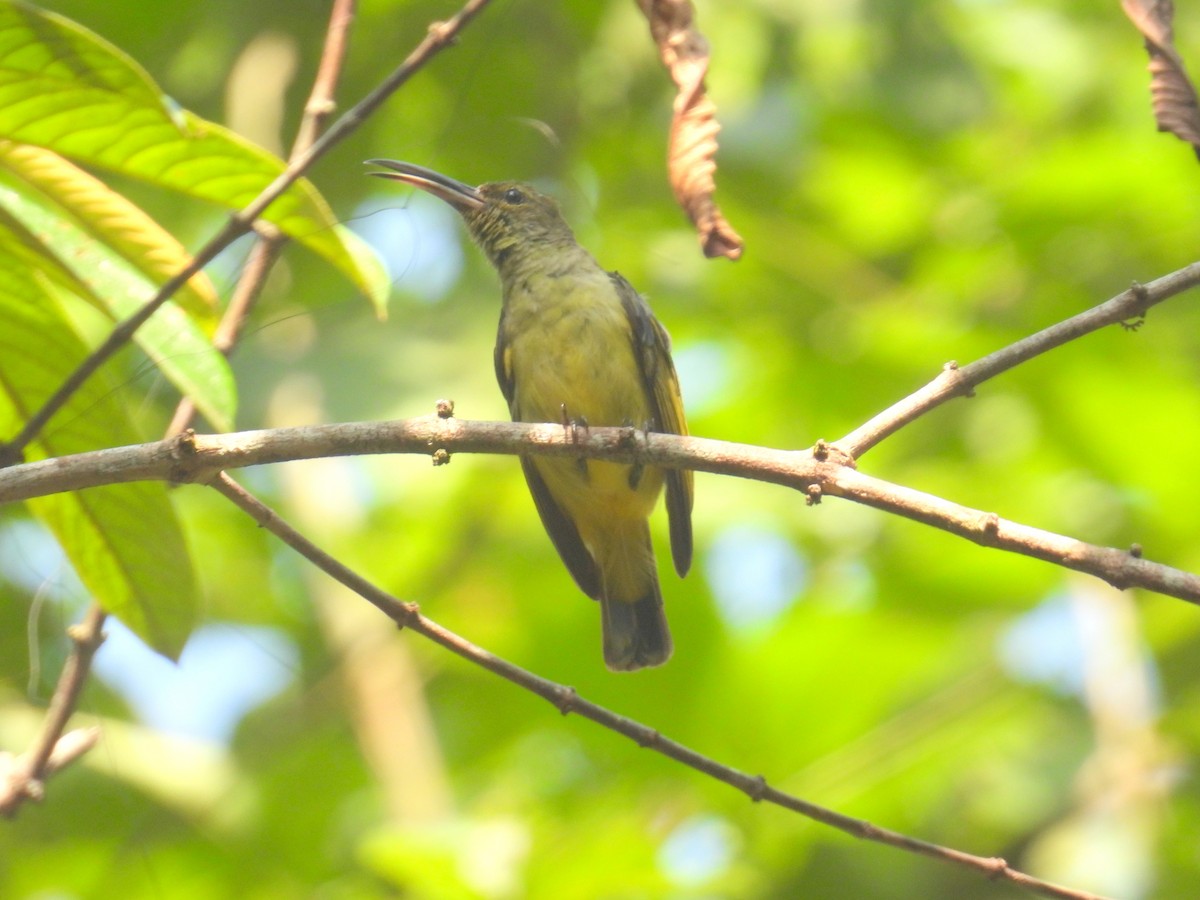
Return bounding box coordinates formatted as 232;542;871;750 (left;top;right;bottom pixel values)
553;685;578;715
812;439;856;469
565;415;590;445
634;726;662;748
747;774;768;802
983;856;1010;879
435;398;455;419
432;448;451;467
1130;542;1144;558
168;429;222;485
976;512;1001;541
393;601;420;631
168;429;198;482
938;360;975;398
427;19;459;45
805;483;823;506
172;428;198;457
305;97;336;118
66;620;106;650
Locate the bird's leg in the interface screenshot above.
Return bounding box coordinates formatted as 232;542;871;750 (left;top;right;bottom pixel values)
625;416;649;490
561;404;590;477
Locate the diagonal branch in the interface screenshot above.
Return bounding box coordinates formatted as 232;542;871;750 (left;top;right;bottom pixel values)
835;263;1200;458
206;475;1104;897
0;0;495;468
210;471;1109;900
0;605;106;817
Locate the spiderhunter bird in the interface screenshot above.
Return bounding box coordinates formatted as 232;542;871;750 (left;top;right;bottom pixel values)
369;161;693;670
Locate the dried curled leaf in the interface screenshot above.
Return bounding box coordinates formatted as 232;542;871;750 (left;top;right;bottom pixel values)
636;0;743;260
1122;0;1200;157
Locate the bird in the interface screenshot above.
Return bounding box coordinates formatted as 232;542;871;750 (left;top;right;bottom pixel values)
368;160;693;670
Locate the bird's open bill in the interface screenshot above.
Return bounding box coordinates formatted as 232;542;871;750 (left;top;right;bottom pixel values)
366;160;485;213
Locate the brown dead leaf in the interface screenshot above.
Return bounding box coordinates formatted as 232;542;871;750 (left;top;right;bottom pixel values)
636;0;743;260
1121;0;1200;157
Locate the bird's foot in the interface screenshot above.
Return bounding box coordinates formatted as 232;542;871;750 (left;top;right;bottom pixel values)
561;405;590;476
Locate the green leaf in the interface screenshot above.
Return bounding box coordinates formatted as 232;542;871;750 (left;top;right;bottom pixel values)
0;255;197;658
0;1;389;316
0;140;219;318
0;160;237;431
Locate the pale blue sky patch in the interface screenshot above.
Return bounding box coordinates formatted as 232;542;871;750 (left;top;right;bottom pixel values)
658;814;739;887
353;194;465;304
93;620;298;744
672;340;732;417
997;594;1087;696
704;523;807;631
0;519;78;598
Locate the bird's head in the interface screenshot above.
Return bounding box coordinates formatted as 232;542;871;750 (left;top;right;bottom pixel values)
368;160;576;272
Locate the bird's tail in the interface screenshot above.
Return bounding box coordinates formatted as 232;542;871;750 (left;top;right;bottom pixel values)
595;520;673;671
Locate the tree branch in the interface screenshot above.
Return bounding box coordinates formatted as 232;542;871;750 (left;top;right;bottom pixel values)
835;263;1200;458
0;605;106;817
209;472;1109;900
1;416;1197;608
0;0;495;468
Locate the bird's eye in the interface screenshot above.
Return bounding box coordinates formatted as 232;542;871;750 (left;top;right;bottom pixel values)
503;188;525;204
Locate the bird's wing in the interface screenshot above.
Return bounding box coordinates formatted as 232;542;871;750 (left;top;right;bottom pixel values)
495;311;603;599
611;272;694;578
494;312;517;408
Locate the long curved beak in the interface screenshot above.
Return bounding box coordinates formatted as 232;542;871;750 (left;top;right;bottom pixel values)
366;160;484;213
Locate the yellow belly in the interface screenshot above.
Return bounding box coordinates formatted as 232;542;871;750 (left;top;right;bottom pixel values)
506;275;650;428
504;268;664;527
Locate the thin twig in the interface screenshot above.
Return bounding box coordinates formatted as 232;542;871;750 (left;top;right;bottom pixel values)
166;0;357;438
164;240;285;436
835;264;1200;458
2;417;1198;607
0;605;106;817
0;0;494;468
292;0;356;156
210;472;1109;900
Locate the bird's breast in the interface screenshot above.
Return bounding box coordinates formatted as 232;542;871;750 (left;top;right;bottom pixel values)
502;269;650;429
499;264;664;523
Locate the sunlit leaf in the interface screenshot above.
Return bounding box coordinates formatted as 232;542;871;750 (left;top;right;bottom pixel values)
0;1;389;315
0;259;197;658
0;161;236;431
0;140;219;318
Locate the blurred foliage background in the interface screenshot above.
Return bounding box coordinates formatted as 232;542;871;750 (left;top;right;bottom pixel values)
3;0;1200;897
